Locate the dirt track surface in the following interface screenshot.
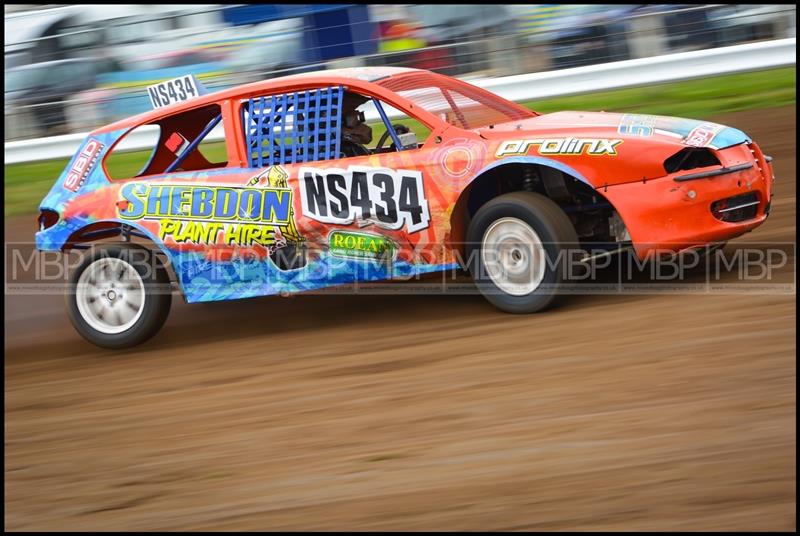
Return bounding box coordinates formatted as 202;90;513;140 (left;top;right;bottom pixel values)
4;107;796;531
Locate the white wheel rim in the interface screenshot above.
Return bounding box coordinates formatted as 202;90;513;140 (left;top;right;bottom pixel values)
481;217;546;296
76;257;145;334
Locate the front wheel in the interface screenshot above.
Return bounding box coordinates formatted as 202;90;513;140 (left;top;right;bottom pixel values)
66;245;172;349
466;192;580;314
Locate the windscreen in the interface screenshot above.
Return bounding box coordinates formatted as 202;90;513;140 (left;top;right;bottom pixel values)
376;72;535;129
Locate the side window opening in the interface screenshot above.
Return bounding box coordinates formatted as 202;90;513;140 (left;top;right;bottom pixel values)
353;98;431;154
242;86;343;168
105;103;226;180
241;87;432;167
104;124;161;179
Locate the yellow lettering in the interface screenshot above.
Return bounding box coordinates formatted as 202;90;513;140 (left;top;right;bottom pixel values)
159;219;178;240
224;223;243;244
202;223;222;243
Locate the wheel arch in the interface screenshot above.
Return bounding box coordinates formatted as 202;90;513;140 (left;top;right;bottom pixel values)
63;219;181;294
448;156;623;254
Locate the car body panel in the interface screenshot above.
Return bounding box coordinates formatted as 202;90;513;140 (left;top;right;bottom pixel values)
480;111;752;185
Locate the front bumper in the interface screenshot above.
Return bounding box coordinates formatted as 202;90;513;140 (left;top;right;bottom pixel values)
604;142;774;258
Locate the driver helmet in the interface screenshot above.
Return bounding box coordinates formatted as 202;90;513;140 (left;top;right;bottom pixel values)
342;93;372;145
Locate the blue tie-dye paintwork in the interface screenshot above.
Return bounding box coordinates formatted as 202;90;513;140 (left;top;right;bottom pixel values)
174;250;459;303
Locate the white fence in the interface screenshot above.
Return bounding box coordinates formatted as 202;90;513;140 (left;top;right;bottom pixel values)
4;37;796;165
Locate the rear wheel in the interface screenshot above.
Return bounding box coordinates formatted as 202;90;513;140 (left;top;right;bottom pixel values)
466;192;579;313
66;244;172;349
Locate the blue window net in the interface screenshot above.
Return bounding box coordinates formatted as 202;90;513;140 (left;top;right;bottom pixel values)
243;86;343;168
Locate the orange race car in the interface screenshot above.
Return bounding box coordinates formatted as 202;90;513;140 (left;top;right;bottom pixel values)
35;67;775;348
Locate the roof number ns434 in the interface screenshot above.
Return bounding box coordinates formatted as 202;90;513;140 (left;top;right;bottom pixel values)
147;75;200;109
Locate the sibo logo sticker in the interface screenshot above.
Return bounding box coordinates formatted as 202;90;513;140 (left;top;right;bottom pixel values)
684;123;724;148
63;139;104;192
299;165;431;233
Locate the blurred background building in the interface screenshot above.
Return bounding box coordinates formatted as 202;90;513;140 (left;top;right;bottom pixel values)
4;3;797;141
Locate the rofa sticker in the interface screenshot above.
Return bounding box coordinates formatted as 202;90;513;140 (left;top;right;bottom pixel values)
63;139;104;192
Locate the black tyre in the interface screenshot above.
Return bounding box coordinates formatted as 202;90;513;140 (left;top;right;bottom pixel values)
66;244;172;349
466;191;580;313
